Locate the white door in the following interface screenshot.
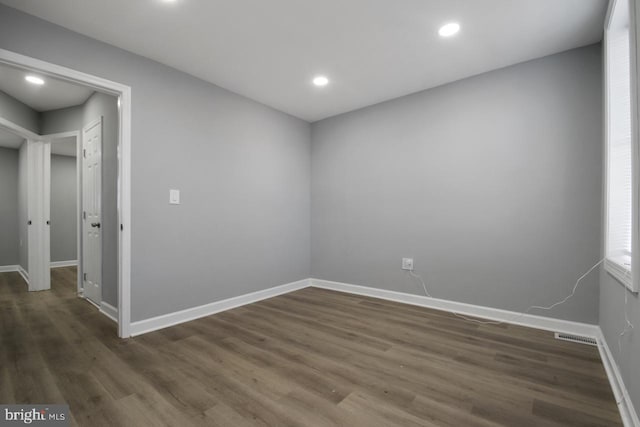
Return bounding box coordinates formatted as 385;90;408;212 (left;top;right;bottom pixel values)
27;140;51;291
82;118;102;305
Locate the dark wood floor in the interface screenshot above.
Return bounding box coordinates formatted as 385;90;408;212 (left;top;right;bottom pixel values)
0;268;622;426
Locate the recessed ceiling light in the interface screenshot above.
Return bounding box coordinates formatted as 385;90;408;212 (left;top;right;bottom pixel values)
313;76;329;87
25;75;45;85
438;22;460;38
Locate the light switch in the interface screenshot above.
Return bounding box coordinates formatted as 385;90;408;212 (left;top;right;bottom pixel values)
169;189;180;205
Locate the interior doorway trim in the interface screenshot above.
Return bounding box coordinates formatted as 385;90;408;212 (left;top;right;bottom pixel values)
43;130;82;297
0;48;132;338
0;116;40;140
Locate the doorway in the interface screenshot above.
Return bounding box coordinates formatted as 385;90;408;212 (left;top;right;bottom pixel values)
46;132;82;292
0;48;131;337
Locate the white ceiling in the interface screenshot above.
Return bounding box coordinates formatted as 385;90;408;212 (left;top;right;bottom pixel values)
0;0;607;121
0;62;93;112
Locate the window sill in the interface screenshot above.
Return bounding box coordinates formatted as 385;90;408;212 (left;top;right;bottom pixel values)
605;257;635;292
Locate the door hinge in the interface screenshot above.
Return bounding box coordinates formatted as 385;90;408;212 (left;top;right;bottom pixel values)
83;149;86;158
83;273;87;281
83;211;87;220
120;224;123;231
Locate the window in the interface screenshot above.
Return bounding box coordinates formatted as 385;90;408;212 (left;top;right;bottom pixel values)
605;0;638;291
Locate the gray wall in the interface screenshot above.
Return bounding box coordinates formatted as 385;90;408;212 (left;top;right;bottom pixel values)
0;91;36;273
0;90;39;133
599;0;640;414
0;5;312;321
50;154;77;263
311;44;603;324
40;105;82;135
0;147;19;266
18;141;28;272
599;277;640;414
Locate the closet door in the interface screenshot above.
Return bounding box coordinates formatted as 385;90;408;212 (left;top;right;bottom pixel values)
27;140;51;292
82;118;102;305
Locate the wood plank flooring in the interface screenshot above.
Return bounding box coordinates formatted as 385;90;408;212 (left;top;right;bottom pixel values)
0;268;622;426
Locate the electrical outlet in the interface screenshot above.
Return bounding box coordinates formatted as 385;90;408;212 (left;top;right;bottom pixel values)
402;258;414;271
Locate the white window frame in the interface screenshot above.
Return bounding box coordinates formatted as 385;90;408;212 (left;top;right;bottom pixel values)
604;0;640;293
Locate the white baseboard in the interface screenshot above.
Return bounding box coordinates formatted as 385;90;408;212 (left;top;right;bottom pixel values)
17;265;29;284
596;329;640;427
129;276;599;339
129;278;311;337
0;265;28;288
125;275;635;425
0;265;19;273
309;278;600;338
82;296;100;310
50;260;78;268
310;278;640;425
100;301;118;323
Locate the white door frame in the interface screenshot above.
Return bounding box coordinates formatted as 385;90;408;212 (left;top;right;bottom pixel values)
0;48;132;338
43;131;82;296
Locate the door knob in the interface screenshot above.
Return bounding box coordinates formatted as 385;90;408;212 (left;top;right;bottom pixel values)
91;222;101;228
